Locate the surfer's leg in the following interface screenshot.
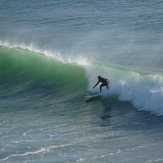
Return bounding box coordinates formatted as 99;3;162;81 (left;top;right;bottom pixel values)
100;84;105;92
100;85;102;92
106;84;109;90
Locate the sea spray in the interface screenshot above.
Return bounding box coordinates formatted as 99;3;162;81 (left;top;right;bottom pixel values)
86;63;163;116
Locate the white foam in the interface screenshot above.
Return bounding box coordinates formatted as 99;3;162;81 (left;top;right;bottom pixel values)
0;40;90;66
1;143;72;161
86;64;163;116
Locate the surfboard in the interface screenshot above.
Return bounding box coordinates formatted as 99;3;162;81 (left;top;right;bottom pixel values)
85;94;102;102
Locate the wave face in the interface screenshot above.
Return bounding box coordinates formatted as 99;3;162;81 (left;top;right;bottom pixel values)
0;45;88;105
1;45;163;116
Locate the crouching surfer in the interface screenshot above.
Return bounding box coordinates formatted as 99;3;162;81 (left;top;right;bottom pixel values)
92;76;111;93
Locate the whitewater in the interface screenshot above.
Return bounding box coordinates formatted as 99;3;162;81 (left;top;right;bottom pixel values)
0;0;163;163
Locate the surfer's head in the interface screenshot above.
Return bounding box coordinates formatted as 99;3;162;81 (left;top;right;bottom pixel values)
98;76;102;80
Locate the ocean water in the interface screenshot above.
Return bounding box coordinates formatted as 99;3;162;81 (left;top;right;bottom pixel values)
0;0;163;162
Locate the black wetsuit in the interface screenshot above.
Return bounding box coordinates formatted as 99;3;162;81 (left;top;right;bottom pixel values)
99;78;108;86
93;77;109;92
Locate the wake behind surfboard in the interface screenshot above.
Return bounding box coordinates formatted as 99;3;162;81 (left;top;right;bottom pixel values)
85;94;102;102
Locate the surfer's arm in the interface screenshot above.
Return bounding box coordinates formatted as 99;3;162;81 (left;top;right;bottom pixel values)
92;81;99;89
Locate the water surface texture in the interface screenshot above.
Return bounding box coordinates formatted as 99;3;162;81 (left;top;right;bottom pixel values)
0;0;163;162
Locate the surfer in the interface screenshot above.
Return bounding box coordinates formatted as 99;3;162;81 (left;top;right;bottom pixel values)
92;76;110;93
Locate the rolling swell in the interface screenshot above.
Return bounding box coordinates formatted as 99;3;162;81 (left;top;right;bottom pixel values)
0;46;88;101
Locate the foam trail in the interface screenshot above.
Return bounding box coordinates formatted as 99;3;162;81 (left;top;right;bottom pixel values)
1;143;72;161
